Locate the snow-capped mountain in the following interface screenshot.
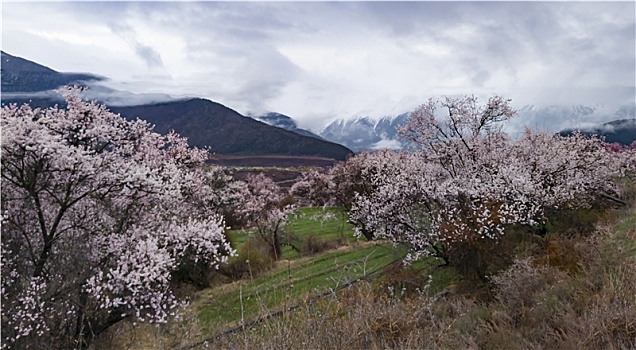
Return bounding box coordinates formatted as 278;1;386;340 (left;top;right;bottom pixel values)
319;113;410;152
509;104;623;134
317;104;635;152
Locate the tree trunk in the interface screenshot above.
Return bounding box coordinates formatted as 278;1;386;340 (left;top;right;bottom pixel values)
33;238;54;278
272;231;282;260
358;225;375;241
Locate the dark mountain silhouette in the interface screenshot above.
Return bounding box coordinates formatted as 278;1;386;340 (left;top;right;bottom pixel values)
109;99;352;159
559;118;636;145
1;51;353;161
1;51;103;93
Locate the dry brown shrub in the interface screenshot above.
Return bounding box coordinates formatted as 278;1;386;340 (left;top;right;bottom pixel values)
534;237;588;275
221;236;275;280
376;263;429;298
301;234;341;256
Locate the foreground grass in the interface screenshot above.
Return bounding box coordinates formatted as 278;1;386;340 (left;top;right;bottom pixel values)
211;202;636;350
196;242;397;333
92;199;636;349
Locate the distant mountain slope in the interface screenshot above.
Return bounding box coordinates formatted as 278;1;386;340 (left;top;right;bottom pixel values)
250;112;324;140
1;51;103;93
320;104;636;152
110;99;353;159
1;52;353;160
319;113;409;152
559;118;636;145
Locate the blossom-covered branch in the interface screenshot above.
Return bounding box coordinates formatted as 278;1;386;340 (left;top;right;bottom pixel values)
1;87;233;348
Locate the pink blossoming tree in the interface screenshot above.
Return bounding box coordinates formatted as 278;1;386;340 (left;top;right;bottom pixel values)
237;173;295;260
1;88;233;348
348;96;628;266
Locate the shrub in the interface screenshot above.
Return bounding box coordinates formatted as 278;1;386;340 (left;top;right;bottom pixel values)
221;236;274;280
301;234;341;256
377;262;429;298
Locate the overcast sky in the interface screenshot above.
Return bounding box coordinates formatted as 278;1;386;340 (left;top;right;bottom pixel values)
2;1;635;132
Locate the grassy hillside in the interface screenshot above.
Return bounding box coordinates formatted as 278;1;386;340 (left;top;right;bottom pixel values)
196;243;396;332
215;191;636;350
91;189;636;349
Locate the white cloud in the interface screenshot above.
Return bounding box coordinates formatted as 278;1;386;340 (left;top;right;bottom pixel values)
371;138;403;151
2;1;634;134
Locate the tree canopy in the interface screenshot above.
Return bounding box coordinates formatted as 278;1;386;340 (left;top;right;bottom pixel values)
1;87;233;348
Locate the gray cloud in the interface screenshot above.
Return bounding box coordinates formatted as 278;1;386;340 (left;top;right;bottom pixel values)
108;23;163;69
2;1;634;134
83;85;182;107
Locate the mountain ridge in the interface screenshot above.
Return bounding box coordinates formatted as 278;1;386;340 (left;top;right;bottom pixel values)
1;51;353;161
1;50;104;93
558;118;636;145
109;99;353;159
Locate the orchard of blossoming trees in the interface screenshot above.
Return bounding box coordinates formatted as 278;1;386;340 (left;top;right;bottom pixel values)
3;88;635;349
296;96;636;267
0;88;236;348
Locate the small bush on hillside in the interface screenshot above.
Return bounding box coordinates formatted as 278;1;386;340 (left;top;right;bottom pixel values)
491;258;571;327
302;234;341;256
542;205;606;238
221;236;274;279
534;237;591;275
377;263;429;299
172;250;222;290
279;194;297;207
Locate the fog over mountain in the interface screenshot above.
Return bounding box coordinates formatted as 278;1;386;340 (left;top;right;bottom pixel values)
311;104;635;152
1;51;103;92
3;48;634;153
1;50;183;107
3;2;634;134
506;104;636;137
0;51;353;161
559;118;636;146
248;112;324;140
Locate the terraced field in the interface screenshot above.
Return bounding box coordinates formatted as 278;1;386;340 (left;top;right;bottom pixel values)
195;242;399;333
93;207;409;348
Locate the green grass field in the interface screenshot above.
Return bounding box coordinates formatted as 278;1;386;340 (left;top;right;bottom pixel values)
285;207;356;242
196;242;398;332
228;207;357;260
195;207;402;334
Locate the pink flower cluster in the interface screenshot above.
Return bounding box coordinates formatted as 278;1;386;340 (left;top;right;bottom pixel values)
1;87;233;347
327;96;629;263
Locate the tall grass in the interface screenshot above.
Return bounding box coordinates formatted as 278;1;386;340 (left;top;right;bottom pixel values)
208;191;636;349
91;187;636;349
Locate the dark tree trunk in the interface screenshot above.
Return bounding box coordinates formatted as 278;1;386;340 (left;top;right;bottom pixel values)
272;231;282;260
33;238;54;278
